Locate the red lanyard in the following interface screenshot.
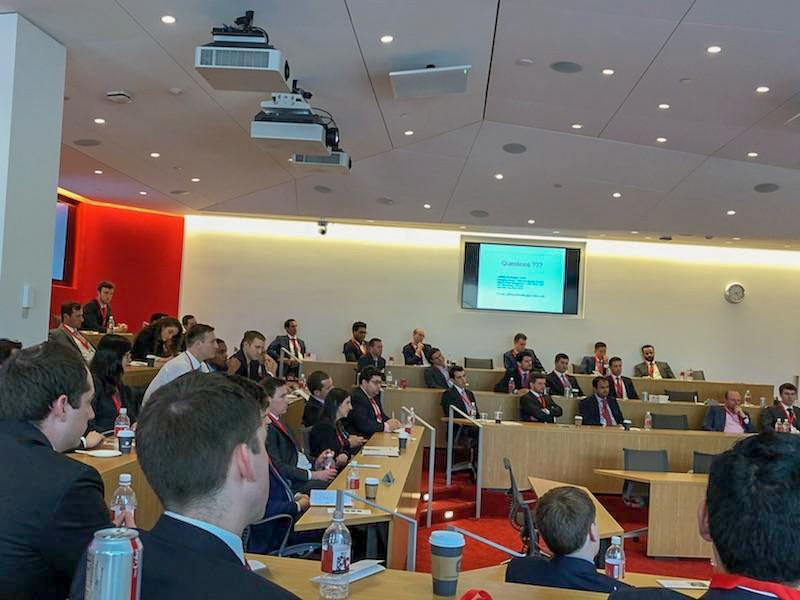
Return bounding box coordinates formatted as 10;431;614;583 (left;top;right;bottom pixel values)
112;392;121;413
461;391;475;416
268;413;290;438
62;325;90;351
369;397;383;421
710;574;800;600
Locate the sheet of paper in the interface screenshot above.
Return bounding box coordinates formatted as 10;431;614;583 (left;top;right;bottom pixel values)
657;580;709;590
361;446;400;457
326;508;372;515
310;560;385;584
310;489;354;506
247;559;268;571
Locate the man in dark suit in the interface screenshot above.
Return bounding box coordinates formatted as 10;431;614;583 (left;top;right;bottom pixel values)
267;318;307;378
441;366;479;419
503;333;544;371
633;344;675;379
579;377;624;426
704;390;753;433
228;330;271;381
302;370;333;427
506;486;632;593
607;357;639;400
494;350;536;394
424;347;451;389
356;338;386;372
342;321;368;363
546;353;584;397
348;366;402;437
71;372;299;600
579;342;608;375
0;342;121;600
402;328;431;365
49;301;96;363
82;280;116;332
520;373;563;423
263;377;336;494
762;383;799;433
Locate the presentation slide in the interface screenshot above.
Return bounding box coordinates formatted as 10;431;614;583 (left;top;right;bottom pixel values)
476;244;567;313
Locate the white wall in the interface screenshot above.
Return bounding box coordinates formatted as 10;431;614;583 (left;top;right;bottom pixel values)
181;216;800;390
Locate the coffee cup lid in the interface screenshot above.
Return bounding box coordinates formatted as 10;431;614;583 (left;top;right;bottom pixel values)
398;431;409;438
365;477;380;485
429;530;465;548
118;429;135;437
623;419;631;423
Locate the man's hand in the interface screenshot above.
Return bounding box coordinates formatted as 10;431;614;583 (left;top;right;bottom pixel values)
336;453;349;468
347;435;366;448
542;408;550;415
265;354;278;375
117;323;129;333
84;431;105;449
314;450;335;469
294;494;310;511
385;418;403;431
226;356;241;375
311;467;337;482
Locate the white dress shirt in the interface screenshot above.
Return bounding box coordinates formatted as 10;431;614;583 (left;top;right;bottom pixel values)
143;350;209;404
163;511;245;565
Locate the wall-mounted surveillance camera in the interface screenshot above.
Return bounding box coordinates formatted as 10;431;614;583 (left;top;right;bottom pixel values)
318;220;328;236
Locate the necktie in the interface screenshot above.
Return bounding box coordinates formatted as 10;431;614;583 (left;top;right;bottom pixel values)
785;406;795;425
521;371;529;389
461;391;475;416
647;362;654;376
601;399;613;426
562;374;570;391
101;304;107;320
615;377;624;398
369;397;383;422
290;337;300;357
538;394;547;409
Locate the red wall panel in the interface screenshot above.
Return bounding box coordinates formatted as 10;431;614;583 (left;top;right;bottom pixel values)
50;198;184;330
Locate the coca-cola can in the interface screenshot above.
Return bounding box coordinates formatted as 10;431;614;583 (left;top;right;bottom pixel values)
84;527;143;600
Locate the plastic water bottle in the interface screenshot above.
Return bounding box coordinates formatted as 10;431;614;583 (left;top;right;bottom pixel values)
347;462;360;490
386;370;394;387
605;536;625;579
111;473;137;521
643;412;652;430
107;315;115;334
114;408;130;437
320;493;352;599
410;407;417;427
565;386;572;398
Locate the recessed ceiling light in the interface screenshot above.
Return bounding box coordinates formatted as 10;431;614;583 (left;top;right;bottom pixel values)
680;78;693;84
73;139;101;146
754;183;779;193
756;86;770;94
93;117;106;124
747;151;759;158
726;210;736;215
571;123;583;129
601;68;615;75
612;192;622;198
550;61;583;73
494;173;504;180
631;230;639;234
149;152;160;158
93;169;103;174
733;237;741;240
527;219;535;224
516;58;534;66
404;130;414;136
315;185;333;194
502;143;527;154
380;35;394;43
656;137;667;143
139;191;148;195
191;177;200;182
377;196;394;205
423;203;431;209
706;45;722;54
470;210;489;218
658;103;670;110
161;15;176;24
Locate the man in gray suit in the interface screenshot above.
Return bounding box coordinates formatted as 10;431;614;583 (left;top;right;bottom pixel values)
424;348;451;389
49;302;96;364
632;344;674;379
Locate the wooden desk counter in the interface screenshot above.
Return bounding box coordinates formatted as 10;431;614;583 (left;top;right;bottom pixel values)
82;331;135;348
595;469;711;558
122;365;160;388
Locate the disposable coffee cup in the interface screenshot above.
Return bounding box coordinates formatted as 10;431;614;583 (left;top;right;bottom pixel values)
365;477;379;500
118;429;135;454
494;410;503;424
398;431;409;452
430;530;465;598
146;354;157;368
622;419;632;431
480;412;488;421
574;415;583;427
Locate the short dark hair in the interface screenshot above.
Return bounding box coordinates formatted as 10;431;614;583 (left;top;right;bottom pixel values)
186;324;214;347
259;376;286;401
555;353;569;363
181;314;195;327
449;365;464;379
241;330;265;346
60;301;81;319
609;356;622;367
535;486;596;556
283;318;296;329
97;281;114;292
707;434;800;583
594;341;606;350
90;334;132;389
428;347;442;360
358;366;383;385
516;350;533;363
320;387;349;424
367;337;381;348
307;370;330;394
215;338;226;347
641;344;654;352
779;383;797;395
0;342;90;421
513;333;527;343
224;374;268;412
532;372;547;383
136;372;262;509
592;376;607;389
0;339;23;366
149;313;168;323
352;321;367;333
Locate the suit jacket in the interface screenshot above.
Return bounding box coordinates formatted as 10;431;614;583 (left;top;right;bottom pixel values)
520;392;563;423
402;342;431;365
246;464;302;554
89;379;137;434
266;335;307;363
71;514;299;600
48;326;94;361
506;555;632;594
546;370;584;397
761;403;800;433
441;386;480;419
230;349;268;381
82;298;112;333
633;360;675;379
580;355;608;375
301;396;326;428
357;354;386;373
0;421;110;600
348;387;388;437
703;405;753;433
424;366;450;389
342;339;366;363
503;349;544;372
494;367;535;393
579;394;625;426
309;420;352;461
606;375;639;400
266;416;310;492
611;587;778;600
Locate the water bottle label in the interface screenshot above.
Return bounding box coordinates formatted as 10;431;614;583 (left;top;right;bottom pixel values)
348;476;360;490
605;560;624;579
321;542;351;574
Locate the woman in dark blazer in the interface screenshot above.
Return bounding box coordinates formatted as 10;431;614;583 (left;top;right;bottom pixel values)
88;334;138;433
131;317;182;360
309;388;364;469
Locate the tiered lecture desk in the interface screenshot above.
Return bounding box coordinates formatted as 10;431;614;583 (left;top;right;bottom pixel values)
81;331;134;348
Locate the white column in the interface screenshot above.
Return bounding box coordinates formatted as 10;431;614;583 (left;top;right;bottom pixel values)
0;14;66;345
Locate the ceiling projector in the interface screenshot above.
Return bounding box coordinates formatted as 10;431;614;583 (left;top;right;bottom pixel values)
251;92;340;155
195;10;291;93
289;150;351;175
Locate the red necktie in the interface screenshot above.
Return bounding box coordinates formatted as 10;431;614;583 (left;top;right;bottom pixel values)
537;394;547;409
290;338;300;357
601;399;613;426
615;377;624;398
101;304;107;320
647;362;654;376
369;397;383;422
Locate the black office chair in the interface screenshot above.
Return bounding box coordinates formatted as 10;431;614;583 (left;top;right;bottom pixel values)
665;390;697;403
688;370;706;381
622;448;669;540
242;515;320;558
503;457;540;557
464;357;493;369
692;451;718;474
650;413;689;430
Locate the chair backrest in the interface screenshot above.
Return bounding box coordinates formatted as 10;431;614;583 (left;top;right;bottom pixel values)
650;413;689;430
503;457;539;557
689;370;705;381
692;451;718;474
665;390;697;403
464;357;493;370
623;448;669;472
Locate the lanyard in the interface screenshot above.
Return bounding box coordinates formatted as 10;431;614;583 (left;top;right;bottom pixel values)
62;325;90;351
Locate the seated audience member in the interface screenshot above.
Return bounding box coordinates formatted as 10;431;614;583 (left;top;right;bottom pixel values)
424;347;451;389
579;377;624;426
762;383;799;433
403;328;431;365
633;344;675;379
506;486;632;593
520;373;563;423
181;314;197;331
494;350;536;394
267;318;307;377
228;330;270;381
441;366;479;419
0;338;22;367
607;357;639;400
302;370;333;427
356;337;386;372
0;342;126;599
547;353;584;396
131;316;182;360
343;321;368;363
263;376;336;494
579;342;608;375
143;324;216;404
612;434;800;600
349;367;402;437
310;387;365;465
83;280;123;332
72;372;300;600
87;334;136;440
503;333;544;372
704;391;753;433
49;301;96;363
148;312;168;324
207;338;228;372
